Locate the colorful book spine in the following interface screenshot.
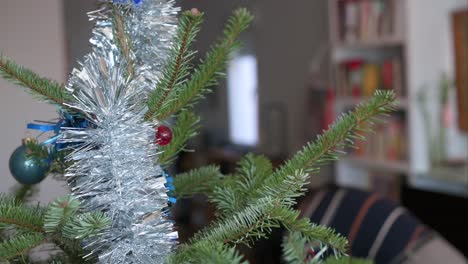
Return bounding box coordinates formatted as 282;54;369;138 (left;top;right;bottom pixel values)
339;0;396;43
338;57;404;97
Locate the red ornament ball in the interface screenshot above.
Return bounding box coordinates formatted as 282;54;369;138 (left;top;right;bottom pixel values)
155;125;173;146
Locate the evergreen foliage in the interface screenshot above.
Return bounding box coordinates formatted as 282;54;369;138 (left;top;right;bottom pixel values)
0;56;73;106
168;241;247;264
0;195;109;262
0;233;45;261
0;195;44;233
154;8;254;120
145;9;204;121
173;165;223;198
25;140;70;174
158;109;201;165
282;231;373;264
282;231;313;264
0;4;396;263
171;91;395;262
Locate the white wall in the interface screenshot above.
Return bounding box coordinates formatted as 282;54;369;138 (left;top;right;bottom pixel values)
0;0;68;202
255;0;330;155
180;0;331;156
406;0;468;173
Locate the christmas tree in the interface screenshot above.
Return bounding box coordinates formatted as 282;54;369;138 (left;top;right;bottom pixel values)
0;1;395;263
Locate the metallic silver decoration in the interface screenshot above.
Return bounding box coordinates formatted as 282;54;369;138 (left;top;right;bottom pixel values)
60;1;179;263
126;0;179;89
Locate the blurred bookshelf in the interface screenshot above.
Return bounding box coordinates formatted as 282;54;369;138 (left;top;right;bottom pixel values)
328;0;468;198
343;157;410;174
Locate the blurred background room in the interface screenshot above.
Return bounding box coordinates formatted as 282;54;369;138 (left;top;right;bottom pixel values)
0;0;467;263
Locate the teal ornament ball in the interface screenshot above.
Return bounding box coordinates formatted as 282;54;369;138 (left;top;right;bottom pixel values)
8;145;50;185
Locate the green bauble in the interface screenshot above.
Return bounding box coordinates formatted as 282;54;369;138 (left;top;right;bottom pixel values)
8;145;50;185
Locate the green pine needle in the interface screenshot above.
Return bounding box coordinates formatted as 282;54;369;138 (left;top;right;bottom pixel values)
190;197;281;246
145;9;205;121
0;195;110;262
0;55;73;106
43;196;80;234
168;241;248;264
175;91;394;262
0;233;45;261
157;8;254;120
282;231;310;264
206;158;268;216
0;195;44;233
258;91;395;204
24;140;54;171
279;210;348;255
62;212;111;240
173;165;224;198
282;232;369;264
158;110;201;165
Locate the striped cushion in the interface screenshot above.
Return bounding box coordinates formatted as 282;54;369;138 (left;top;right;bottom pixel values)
299;188;431;263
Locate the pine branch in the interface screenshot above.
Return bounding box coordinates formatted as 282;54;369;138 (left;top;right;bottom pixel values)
191;197;285;246
0;195;44;233
276;207;347;254
282;231;310;264
0;195;109;262
235;154;274;191
173;198;279;262
0;56;73;106
282;232;367;264
24;140;53;170
215;165;347;250
157;8;253;120
205;90;394;230
62;212;110;240
173;92;394;262
254;91;395;204
24;140;71;175
173;165;223;198
197;163;344;252
209;154;274;215
210;163;307;220
169;241;248;264
43;196;80;234
145;9;204;121
158;110;200;165
0;233;46;262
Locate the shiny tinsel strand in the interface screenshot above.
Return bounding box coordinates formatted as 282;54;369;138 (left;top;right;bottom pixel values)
126;0;179;89
60;1;179;263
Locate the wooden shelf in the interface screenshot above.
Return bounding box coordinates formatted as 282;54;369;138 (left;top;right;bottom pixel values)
343;156;410;174
328;0;468;199
334;37;404;50
335;97;408;110
410;174;468;198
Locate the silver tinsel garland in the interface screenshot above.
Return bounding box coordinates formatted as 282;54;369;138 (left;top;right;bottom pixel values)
126;0;179;89
60;1;180;263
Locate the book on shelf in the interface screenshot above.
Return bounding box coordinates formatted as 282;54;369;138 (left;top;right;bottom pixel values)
336;56;404;97
339;0;396;43
351;115;407;162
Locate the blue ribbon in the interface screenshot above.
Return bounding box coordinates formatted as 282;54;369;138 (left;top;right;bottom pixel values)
26;123;59;133
113;0;142;4
26;111;90;160
163;171;177;205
